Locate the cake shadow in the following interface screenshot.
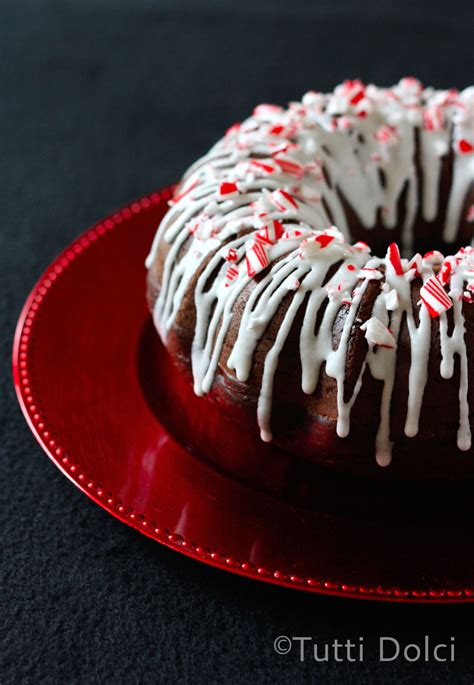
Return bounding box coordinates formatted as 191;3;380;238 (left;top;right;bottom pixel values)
137;318;474;525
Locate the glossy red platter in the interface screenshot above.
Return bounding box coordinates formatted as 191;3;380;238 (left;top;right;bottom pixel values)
13;186;474;603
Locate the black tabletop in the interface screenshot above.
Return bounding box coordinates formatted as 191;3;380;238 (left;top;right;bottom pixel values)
2;1;474;682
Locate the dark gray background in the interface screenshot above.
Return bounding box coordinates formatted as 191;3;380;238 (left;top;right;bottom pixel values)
2;1;474;682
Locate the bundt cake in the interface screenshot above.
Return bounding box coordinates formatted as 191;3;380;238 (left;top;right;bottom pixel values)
146;78;474;475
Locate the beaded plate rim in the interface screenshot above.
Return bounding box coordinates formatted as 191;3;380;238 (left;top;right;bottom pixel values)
12;185;474;603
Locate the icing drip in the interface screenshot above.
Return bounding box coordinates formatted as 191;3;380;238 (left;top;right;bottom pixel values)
147;78;474;466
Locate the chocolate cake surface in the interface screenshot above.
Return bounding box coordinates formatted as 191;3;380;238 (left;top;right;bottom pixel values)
146;78;474;474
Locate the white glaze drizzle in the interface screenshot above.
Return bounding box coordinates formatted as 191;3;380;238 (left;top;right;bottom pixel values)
147;79;474;465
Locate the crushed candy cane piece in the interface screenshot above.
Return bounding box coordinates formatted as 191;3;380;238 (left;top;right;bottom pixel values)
225;248;238;262
387;243;404;276
408;253;422;277
269;189;299;212
423;250;444;265
253;103;284;120
255;220;284;245
384;289;400;310
246;240;269;277
458;139;473;154
299;230;345;259
186;218;201;236
250;159;279;175
286;277;300;291
423;106;443;131
342;79;366;106
325;281;347;301
218;182;240;199
224;265;239;287
281;226;311;241
353;241;371;252
374;125;398;145
273;153;303;177
358;267;383;280
438;257;456;285
420;275;453;317
360;317;397;348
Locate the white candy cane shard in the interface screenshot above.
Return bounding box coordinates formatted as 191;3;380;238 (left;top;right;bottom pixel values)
360;317;397;348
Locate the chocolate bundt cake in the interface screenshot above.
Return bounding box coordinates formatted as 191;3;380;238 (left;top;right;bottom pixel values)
146;78;474;474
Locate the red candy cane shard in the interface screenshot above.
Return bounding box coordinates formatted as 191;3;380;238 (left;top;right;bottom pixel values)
250;159;279;175
186;218;200;236
420;275;453;317
225;248;238;263
458;139;474;154
299;233;337;259
224;265;240;287
218;182;240;199
316;233;335;248
353;241;371;252
245;241;269;277
255;220;284;245
438;258;454;286
387;243;404;275
342;79;366;105
273;153;303;177
281;227;305;241
268;124;285;135
270;189;299;212
423;106;443;131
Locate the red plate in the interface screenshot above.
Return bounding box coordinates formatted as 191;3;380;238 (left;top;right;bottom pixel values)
13;186;474;603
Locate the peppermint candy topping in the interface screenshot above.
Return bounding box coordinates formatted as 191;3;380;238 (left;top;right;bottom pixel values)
250;159;279;175
224;265;240;287
225;248;238;262
458;139;474;154
273;153;304;178
387;243;404;276
299;230;343;259
245;240;269;277
360;317;397;349
255;220;284;245
269;189;299;212
407;253;423;278
358;267;383;280
281;227;312;241
342;79;366;106
352;241;371;253
420;275;453;317
384;289;400;311
423;250;445;265
218;182;240;200
374;125;398;145
253;104;284;121
438;257;456;286
423;106;444;131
